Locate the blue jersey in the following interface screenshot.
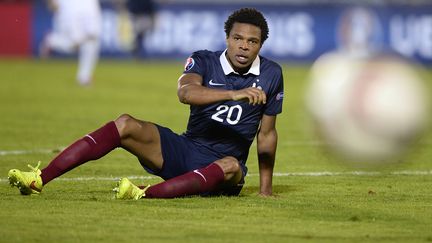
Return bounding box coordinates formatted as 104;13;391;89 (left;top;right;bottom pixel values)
182;50;284;166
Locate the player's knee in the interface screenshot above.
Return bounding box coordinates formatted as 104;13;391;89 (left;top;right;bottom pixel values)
114;113;138;138
214;156;243;184
216;156;241;175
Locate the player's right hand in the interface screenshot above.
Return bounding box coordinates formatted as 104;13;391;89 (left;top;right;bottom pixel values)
232;87;267;105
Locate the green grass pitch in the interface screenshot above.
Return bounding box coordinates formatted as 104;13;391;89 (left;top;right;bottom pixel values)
0;59;431;242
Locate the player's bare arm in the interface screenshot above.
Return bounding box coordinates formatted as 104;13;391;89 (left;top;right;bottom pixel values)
178;73;267;106
257;114;278;196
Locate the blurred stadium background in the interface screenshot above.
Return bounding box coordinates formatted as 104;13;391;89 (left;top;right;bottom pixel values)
1;0;432;64
1;1;432;242
3;0;429;162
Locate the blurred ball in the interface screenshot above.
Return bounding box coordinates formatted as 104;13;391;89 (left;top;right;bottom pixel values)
306;51;429;165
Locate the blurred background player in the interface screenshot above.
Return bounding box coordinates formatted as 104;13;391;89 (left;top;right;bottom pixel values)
40;0;102;86
8;8;284;199
336;6;382;59
125;0;157;57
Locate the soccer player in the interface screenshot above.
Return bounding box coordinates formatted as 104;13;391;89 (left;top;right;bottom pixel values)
40;0;102;86
126;0;157;57
8;8;284;199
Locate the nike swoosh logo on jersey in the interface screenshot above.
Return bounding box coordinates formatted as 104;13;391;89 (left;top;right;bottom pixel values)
209;79;225;86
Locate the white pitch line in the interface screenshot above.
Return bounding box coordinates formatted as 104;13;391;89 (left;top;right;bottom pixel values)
56;175;157;181
0;148;65;156
1;171;432;182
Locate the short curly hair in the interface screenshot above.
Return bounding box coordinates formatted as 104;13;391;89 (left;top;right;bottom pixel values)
224;8;269;45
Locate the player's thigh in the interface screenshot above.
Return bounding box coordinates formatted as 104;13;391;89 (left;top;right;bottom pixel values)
115;114;163;171
81;12;102;39
154;125;228;180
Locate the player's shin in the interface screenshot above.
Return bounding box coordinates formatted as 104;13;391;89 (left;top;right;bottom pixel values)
40;121;120;184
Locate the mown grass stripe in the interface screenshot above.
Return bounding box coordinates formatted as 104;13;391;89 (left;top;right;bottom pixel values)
1;139;430;156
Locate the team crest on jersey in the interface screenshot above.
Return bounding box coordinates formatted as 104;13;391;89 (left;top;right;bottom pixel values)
184;57;195;71
276;92;284;101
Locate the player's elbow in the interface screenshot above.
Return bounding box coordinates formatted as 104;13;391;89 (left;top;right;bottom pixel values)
258;128;278;142
257;129;278;151
178;84;200;104
177;89;190;104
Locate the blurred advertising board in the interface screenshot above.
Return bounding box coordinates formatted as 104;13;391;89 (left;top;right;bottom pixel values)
0;0;31;56
30;1;432;64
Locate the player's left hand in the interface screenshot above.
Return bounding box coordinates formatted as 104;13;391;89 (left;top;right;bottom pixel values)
232;87;267;105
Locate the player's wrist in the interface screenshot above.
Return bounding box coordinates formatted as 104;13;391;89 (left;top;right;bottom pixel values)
228;90;237;100
259;188;273;196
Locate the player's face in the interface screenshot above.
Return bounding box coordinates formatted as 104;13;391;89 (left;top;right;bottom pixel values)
226;22;262;74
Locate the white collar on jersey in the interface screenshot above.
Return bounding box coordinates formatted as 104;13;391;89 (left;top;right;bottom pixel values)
220;49;260;76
